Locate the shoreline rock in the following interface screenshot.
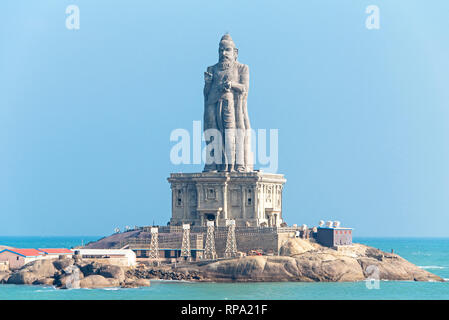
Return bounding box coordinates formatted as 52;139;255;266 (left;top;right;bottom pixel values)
188;241;444;282
1;240;444;288
4;257;150;289
130;240;444;283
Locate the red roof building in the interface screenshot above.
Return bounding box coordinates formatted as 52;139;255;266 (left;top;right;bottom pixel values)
3;248;44;257
0;248;44;269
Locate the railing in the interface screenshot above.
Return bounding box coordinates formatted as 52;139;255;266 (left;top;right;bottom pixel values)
118;234;204;250
139;225;301;234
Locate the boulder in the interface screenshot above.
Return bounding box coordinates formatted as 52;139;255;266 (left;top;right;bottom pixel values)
357;254;442;282
135;279;151;287
77;262;101;277
279;238;316;256
21;259;57;278
33;278;55;286
55;266;84;289
7;271;37;285
203;256;267;280
98;265;126;283
294;252;365;282
53;258;74;271
58;274;81;289
79;275;120;289
121;278;151;288
0;271;11;283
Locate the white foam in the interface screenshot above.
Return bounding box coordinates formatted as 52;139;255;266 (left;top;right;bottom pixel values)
418;266;446;270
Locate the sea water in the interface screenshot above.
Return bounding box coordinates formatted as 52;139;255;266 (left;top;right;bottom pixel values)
0;236;448;300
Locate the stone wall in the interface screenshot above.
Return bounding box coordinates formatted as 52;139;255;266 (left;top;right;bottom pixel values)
168;171;286;227
212;230;296;257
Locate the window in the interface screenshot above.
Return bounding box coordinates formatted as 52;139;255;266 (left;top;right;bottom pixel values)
206;187;216;200
247;188;253;206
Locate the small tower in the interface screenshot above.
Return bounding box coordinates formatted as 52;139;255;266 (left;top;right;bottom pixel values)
204;220;217;260
149;227;159;259
225;219;237;258
181;224;191;261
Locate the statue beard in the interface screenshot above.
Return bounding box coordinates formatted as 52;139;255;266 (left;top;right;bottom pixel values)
218;58;234;70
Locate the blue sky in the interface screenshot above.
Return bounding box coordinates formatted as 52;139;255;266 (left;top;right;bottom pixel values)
1;1;448;237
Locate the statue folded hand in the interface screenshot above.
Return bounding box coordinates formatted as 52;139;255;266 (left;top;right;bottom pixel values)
223;81;232;92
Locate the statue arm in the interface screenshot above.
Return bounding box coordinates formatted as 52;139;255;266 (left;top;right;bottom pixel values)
203;66;213;99
230;65;249;94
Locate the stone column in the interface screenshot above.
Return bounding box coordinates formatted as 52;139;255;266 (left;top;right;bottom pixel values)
255;184;261;221
222;183;228;221
182;184;188;219
242;185;246;220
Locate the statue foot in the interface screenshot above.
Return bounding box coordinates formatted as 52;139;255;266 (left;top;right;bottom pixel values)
235;166;246;172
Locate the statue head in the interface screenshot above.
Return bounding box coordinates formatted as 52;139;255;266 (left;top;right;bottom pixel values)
218;34;238;63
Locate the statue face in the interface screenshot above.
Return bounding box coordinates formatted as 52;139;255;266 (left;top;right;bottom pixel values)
219;42;236;62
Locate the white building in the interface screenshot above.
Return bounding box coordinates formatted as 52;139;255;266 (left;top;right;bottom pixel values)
74;249;136;267
39;248;74;258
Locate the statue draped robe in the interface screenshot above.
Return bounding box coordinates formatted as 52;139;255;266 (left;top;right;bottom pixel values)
203;61;253;172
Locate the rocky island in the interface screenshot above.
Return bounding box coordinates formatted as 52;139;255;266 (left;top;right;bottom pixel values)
0;238;443;289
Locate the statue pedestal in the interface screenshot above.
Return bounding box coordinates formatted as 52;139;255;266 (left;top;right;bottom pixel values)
168;171;286;227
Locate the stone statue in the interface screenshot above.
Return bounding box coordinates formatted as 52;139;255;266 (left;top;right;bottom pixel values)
203;34;253;172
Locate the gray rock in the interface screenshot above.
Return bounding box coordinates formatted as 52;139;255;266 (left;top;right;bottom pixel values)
77;262;101;277
55;265;83;289
7;271;37;285
79;275;119;289
135;279;150;287
21;259;57;278
7;259;57;285
33;277;55;286
98;265;125;283
53;258;74;271
121;278;150;288
0;271;11;284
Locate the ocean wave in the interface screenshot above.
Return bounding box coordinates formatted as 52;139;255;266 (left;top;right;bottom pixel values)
418;266;446;270
151;279;193;283
35;286;57;292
